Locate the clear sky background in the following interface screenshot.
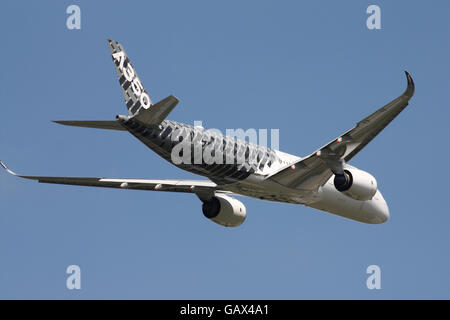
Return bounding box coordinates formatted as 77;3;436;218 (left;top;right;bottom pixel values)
0;1;449;299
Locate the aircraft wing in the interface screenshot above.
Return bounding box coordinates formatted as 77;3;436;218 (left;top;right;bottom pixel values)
267;71;415;190
0;161;224;201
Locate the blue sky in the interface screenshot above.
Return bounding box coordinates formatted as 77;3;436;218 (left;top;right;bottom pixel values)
0;0;449;299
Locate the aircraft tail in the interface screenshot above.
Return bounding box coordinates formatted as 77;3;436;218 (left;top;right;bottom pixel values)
108;39;152;116
53;40;179;131
107;40;179;126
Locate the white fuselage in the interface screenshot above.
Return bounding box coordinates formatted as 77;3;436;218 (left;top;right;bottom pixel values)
223;167;390;224
119;117;390;224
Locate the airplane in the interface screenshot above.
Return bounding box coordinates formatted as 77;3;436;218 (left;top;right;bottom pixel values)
0;40;414;227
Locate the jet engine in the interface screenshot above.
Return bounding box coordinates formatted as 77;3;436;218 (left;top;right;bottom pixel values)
202;194;246;227
333;168;378;201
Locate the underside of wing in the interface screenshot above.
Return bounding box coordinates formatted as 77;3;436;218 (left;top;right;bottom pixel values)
267;71;415;190
0;161;226;201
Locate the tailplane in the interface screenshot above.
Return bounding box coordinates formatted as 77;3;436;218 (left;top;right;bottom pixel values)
53;40;179;131
52;120;126;131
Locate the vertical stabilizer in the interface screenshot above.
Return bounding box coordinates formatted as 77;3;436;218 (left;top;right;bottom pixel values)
107;39;152;116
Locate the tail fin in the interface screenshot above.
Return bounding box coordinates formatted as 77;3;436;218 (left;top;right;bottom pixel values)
108;39;152;116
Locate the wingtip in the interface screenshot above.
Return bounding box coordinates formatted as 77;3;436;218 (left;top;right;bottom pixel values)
404;70;415;99
0;160;18;176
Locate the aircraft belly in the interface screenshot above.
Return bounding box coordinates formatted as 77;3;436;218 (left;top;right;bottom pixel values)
222;174;317;205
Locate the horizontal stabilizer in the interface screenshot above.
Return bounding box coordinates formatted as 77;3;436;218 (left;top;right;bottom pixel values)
53;120;126;131
134;95;179;126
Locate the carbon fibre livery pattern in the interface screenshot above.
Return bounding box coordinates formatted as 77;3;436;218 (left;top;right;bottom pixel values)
108;40;152;116
0;39;414;225
117;116;280;185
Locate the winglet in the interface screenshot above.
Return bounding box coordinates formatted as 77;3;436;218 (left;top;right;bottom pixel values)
404;71;415;99
0;161;18;176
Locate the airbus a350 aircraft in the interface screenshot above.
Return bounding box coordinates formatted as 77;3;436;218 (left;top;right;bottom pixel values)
1;40;414;227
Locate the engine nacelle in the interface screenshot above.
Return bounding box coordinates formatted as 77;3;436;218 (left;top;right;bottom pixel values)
333;168;378;201
202;194;246;227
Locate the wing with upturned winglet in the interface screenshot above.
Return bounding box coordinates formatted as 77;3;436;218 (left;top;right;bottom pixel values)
0;161;228;201
267;71;415;190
